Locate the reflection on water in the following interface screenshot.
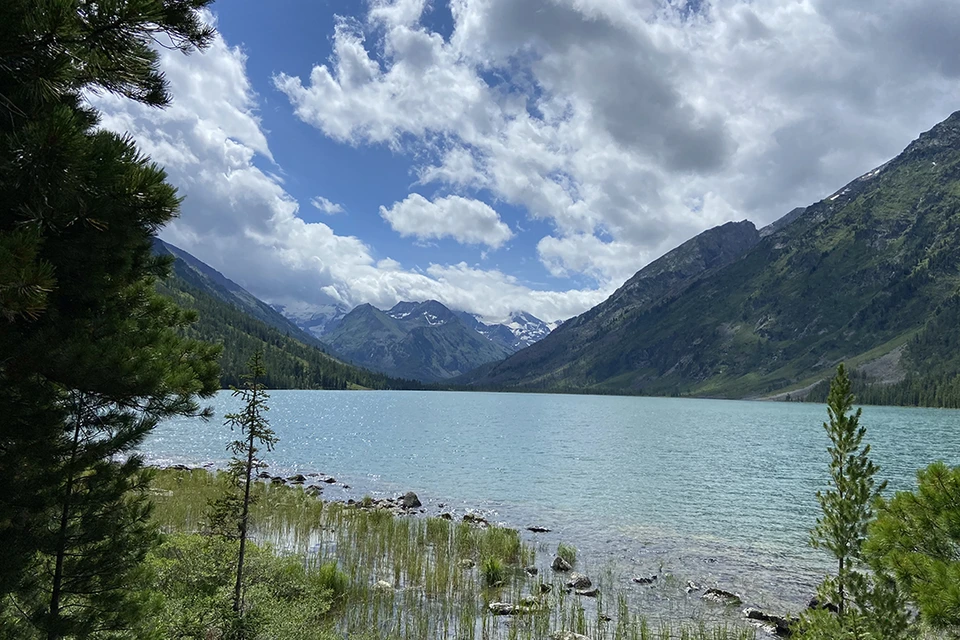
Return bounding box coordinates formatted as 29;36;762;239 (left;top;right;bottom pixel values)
143;390;960;616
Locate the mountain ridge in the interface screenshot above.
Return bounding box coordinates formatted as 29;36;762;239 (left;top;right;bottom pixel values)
463;110;960;400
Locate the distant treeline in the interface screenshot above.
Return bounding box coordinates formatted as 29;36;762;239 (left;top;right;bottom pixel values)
157;262;426;391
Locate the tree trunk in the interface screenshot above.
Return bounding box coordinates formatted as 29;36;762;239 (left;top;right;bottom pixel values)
233;386;258;615
49;396;83;640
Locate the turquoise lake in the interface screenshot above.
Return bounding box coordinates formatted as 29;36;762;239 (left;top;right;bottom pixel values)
142;390;960;618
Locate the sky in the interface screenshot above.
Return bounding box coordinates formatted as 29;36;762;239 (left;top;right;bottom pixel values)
92;0;960;323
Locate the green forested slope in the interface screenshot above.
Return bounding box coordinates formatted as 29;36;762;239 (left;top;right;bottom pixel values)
156;251;421;390
469;111;960;402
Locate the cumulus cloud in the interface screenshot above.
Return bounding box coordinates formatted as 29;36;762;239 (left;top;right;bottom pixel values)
90;12;591;323
275;0;960;284
380;194;513;248
310;196;345;214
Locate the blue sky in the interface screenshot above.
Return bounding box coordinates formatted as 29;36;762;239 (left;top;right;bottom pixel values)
93;0;960;323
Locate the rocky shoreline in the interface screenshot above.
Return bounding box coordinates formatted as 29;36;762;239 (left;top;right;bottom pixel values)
153;462;805;637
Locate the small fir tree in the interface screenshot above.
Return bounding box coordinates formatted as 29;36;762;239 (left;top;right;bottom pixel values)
796;364;910;639
218;352;278;618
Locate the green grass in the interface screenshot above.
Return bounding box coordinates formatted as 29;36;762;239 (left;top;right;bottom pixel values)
148;468;758;640
558;542;578;565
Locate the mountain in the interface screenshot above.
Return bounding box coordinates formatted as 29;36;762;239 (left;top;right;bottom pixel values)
155;239;322;347
323;300;514;382
154;240;420;390
465;111;960;402
271;300;348;338
454;310;558;352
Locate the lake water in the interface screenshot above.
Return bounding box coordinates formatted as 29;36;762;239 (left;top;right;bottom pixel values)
142;390;960;620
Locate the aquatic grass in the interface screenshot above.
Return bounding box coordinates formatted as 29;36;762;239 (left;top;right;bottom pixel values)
149;468;759;640
558;541;578;565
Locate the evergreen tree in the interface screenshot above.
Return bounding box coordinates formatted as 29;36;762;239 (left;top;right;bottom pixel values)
0;0;220;637
795;364;910;639
212;352;277;623
867;461;960;633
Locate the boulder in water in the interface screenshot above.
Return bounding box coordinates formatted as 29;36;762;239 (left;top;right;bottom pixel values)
551;556;572;572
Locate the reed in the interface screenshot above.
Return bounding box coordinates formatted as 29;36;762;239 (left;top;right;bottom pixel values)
149;468;757;640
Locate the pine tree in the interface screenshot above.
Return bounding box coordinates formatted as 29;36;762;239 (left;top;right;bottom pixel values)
796;364;910;639
0;1;220;637
867;461;960;633
214;352;278;622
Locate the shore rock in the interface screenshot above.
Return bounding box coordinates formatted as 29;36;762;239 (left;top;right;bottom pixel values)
701;588;742;606
632;575;657;585
551;556;572;572
743;608;796;637
439;512;453;520
806;596;839;614
566;573;591;589
401;491;422;509
539;583;553;594
288;474;306;483
463;512;489;526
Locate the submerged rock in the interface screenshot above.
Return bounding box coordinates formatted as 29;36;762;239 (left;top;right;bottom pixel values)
701;588;742;606
488;602;537;615
550;632;592;640
527;525;551;533
401;491;422;508
575;587;599;597
322;477;337;484
551;556;572;572
566;573;591;589
538;583;553;594
632;575;657;585
685;580;702;593
288;474;306;483
524;565;539;576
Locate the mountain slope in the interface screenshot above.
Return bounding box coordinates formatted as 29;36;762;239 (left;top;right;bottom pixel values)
467;111;960;399
324;300;513;382
155;241;419;390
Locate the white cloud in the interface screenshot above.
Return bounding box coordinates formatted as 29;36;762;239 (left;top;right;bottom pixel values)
310;196;345;214
380;194;513;248
274;0;960;286
89;13;592;324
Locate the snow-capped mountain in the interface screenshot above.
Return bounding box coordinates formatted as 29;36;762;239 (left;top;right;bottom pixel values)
455;310;560;352
271;300;348;338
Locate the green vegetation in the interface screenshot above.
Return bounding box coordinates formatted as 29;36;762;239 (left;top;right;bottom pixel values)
144;469;756;640
796;365;909;638
868;462;960;632
467;114;960;407
0;1;220;637
157;253;425;390
558;542;579;566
